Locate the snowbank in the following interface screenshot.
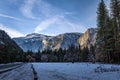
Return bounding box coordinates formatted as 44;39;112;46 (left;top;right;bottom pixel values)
33;63;120;80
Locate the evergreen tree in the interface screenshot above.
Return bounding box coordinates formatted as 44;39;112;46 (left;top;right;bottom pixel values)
104;18;115;63
96;0;110;62
78;45;81;62
81;47;89;62
89;44;95;62
110;0;120;30
35;50;41;62
110;0;120;63
57;48;64;62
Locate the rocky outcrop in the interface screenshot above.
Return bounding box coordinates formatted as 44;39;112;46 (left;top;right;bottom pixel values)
78;28;97;49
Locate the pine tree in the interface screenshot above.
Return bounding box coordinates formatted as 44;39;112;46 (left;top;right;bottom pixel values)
110;0;120;30
110;0;120;63
78;45;81;62
81;47;89;62
104;17;115;63
57;48;64;62
96;0;110;61
89;44;95;62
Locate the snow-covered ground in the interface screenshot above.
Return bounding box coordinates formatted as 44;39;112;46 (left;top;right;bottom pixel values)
33;63;120;80
0;63;120;80
0;63;34;80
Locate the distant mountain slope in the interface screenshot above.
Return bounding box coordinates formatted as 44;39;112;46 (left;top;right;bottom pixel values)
42;33;82;51
0;30;22;51
13;28;97;52
13;33;49;52
13;33;82;52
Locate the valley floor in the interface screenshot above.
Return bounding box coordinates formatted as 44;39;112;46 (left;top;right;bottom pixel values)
33;63;120;80
0;63;120;80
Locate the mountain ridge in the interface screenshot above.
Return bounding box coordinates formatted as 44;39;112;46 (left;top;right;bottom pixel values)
13;28;96;52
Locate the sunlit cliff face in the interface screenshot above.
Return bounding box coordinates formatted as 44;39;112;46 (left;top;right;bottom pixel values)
78;28;97;49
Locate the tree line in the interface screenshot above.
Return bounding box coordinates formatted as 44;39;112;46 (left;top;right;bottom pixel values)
0;44;25;63
25;44;95;62
96;0;120;63
0;43;95;63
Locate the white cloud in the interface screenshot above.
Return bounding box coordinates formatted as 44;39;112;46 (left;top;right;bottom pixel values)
36;0;60;17
34;16;59;33
34;15;87;34
56;16;87;33
64;19;87;32
0;24;24;38
36;0;52;17
0;13;23;21
21;0;87;35
64;12;75;15
20;0;73;19
20;0;36;19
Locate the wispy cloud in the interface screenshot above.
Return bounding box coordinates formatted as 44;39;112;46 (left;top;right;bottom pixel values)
20;0;75;20
20;0;36;19
33;0;87;34
36;0;71;18
34;15;87;34
36;0;54;17
34;16;59;33
0;13;23;21
0;24;24;38
20;0;65;18
21;0;87;35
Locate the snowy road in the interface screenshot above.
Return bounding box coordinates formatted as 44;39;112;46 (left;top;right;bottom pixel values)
0;63;34;80
0;63;24;74
0;63;20;69
33;63;120;80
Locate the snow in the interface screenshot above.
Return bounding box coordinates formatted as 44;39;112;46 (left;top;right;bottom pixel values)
25;40;28;42
0;63;120;80
0;62;23;66
33;63;120;80
25;33;47;39
0;65;20;73
0;63;34;80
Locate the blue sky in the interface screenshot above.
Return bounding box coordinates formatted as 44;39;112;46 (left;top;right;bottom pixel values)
0;0;110;38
